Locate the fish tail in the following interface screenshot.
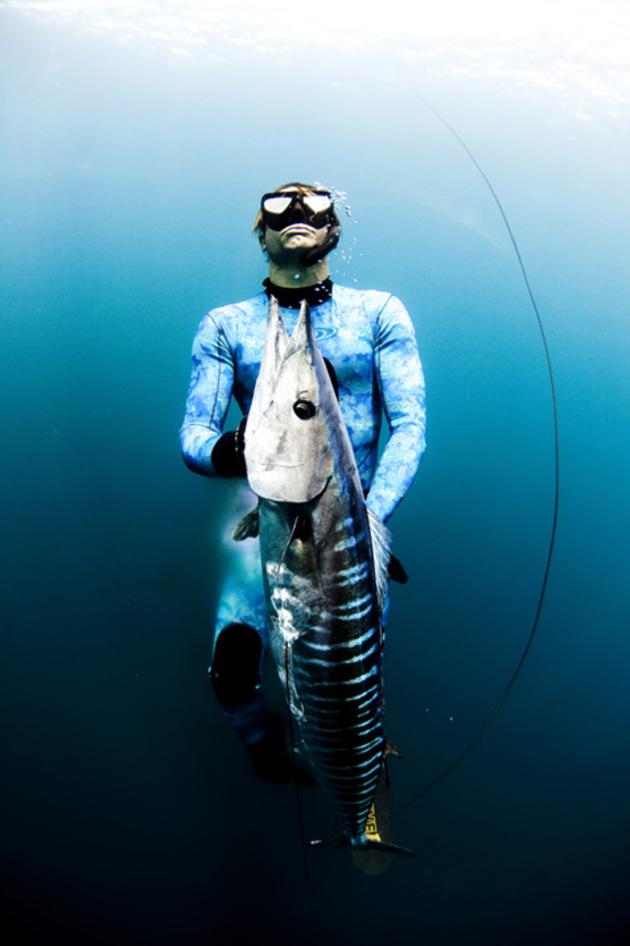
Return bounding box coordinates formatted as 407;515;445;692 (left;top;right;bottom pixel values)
310;836;417;857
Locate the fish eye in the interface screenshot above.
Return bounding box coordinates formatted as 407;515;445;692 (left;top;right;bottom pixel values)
293;399;316;420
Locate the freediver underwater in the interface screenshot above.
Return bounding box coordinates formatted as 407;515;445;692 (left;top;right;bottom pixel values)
179;182;427;869
179;158;559;876
5;3;622;940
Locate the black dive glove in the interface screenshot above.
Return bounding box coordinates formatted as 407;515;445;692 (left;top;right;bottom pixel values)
211;417;247;477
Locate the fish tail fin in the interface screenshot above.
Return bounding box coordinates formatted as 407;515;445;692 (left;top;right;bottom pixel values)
310;837;417;858
361;838;417;857
312;764;416;873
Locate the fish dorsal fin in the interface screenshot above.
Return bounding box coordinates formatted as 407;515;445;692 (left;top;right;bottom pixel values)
367;508;392;613
232;507;259;541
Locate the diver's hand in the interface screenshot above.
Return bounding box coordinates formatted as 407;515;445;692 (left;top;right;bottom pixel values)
211;416;247;477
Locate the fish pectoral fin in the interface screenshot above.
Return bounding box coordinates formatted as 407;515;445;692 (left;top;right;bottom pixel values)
367;509;392;612
232;507;260;541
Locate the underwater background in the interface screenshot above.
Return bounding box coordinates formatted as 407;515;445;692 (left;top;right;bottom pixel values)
2;2;630;943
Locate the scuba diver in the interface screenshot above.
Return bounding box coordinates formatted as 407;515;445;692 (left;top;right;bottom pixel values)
180;182;427;781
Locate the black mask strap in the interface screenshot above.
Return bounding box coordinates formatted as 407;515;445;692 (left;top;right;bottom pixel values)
300;224;341;266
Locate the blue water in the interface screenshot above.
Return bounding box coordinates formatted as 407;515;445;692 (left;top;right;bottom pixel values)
2;8;630;945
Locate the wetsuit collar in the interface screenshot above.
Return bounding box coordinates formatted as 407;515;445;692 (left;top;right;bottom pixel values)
263;277;333;309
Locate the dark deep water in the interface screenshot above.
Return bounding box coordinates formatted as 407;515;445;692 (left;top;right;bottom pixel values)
2;6;630;945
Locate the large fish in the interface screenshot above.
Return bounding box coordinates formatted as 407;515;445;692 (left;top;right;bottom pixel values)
233;297;413;859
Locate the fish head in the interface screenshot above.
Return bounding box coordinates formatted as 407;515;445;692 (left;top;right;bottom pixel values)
245;298;336;503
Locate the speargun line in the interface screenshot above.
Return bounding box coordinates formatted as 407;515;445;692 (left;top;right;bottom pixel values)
396;72;560;815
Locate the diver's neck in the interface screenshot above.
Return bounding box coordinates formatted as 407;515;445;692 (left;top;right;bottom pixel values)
268;259;329;289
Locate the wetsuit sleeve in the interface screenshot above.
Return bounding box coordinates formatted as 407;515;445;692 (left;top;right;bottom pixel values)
366;295;426;523
179;312;235;476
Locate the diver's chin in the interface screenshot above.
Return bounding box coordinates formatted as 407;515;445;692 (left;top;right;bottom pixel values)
265;245;311;267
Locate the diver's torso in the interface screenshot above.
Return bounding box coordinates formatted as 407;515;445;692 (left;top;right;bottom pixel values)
214;284;391;489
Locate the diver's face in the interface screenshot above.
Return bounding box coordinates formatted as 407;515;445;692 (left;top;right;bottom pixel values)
263;221;329;262
261;188;330;263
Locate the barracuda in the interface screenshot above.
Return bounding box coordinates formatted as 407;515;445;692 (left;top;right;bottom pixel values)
233;297;414;862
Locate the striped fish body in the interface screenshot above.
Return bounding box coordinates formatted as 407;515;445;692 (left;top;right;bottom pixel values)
259;442;385;842
243;297;389;845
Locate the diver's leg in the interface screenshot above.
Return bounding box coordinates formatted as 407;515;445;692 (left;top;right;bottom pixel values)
209;532;299;781
210;532;270;737
210;621;267;745
210;619;298;782
209;484;314;782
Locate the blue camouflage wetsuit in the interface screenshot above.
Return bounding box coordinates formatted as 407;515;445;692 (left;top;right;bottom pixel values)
180;283;426;742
